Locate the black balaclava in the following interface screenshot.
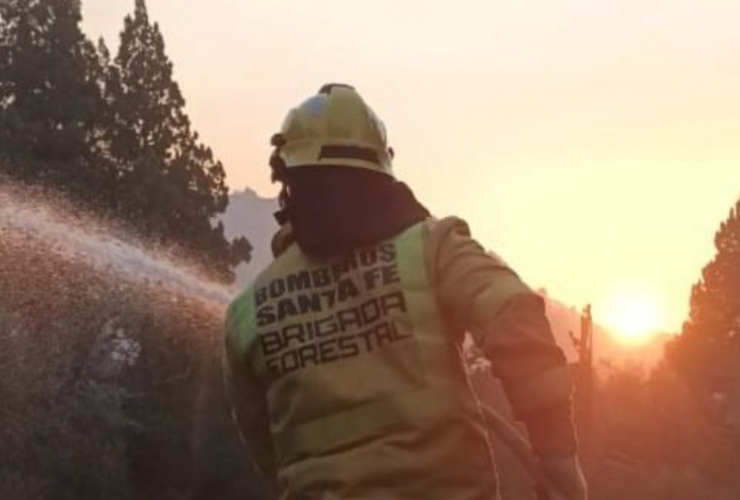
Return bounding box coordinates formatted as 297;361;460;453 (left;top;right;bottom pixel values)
274;165;430;258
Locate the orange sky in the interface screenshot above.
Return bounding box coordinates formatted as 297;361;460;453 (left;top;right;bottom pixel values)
82;0;740;334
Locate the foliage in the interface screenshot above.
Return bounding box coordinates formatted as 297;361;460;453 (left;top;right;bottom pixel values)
585;362;740;500
105;0;249;281
0;0;251;284
666;196;740;401
0;0;108;196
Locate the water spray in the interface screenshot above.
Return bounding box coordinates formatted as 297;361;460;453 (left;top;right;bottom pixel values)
0;184;233;306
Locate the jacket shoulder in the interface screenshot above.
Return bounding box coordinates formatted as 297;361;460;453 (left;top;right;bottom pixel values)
422;216;470;242
422;216;510;269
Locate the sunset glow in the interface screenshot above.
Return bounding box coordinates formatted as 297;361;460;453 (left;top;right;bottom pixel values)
5;1;740;496
80;0;740;335
601;291;663;345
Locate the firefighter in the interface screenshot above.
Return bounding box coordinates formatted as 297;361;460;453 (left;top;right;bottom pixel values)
223;83;587;500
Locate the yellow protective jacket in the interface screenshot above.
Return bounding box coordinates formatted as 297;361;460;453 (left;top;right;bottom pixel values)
224;217;573;500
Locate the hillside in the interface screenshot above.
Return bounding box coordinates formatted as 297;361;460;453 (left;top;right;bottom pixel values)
221;189;279;286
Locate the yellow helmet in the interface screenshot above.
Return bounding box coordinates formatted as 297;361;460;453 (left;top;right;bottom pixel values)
270;84;394;177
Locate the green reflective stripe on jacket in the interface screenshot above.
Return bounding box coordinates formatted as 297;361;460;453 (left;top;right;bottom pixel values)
395;221;438;384
227;287;257;358
395;221;461;392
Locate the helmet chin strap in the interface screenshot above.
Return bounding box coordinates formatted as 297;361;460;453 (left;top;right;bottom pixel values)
270;133;292;225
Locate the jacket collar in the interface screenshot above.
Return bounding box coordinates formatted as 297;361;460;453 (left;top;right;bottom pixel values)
271;223;296;257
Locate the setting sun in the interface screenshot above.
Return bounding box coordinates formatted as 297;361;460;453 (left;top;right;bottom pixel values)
601;290;663;345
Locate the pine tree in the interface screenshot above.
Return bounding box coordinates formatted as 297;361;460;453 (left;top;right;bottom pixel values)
0;0;249;282
0;0;108;201
108;0;249;281
667;196;740;394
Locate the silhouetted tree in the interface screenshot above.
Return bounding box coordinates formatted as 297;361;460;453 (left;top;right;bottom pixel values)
0;0;109;201
107;0;250;281
0;0;250;282
667;196;740;397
